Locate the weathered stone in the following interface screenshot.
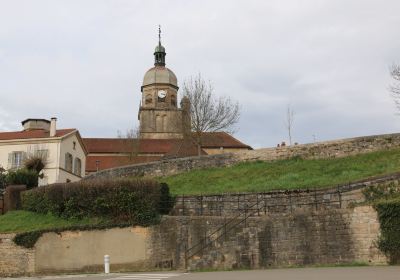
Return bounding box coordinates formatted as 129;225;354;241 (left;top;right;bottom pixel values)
0;206;387;276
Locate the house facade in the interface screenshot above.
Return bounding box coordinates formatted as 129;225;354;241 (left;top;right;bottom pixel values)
0;118;87;186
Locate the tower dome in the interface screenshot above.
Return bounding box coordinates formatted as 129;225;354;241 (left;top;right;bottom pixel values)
142;66;178;88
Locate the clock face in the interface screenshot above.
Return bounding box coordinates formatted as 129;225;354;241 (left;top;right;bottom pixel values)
158;90;166;98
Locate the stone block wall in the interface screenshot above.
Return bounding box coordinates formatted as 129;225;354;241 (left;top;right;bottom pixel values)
0;234;35;277
171;173;400;217
0;206;387;276
84;153;236;180
184;206;387;270
235;133;400;162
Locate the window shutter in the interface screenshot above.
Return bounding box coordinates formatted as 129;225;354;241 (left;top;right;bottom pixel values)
21;152;27;166
7;153;13;169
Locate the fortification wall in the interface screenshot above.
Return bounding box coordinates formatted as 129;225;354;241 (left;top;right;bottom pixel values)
85;133;400;180
0;206;387;276
235;133;400;162
84;153;236;180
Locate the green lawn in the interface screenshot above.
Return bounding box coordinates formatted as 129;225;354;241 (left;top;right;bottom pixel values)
0;210;102;233
161;149;400;195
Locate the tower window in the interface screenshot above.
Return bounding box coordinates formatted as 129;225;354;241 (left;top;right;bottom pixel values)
171;96;176;106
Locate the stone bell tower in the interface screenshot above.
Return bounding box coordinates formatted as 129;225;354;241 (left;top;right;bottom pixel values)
138;27;190;139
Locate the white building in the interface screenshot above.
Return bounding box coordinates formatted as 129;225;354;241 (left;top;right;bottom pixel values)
0;118;87;186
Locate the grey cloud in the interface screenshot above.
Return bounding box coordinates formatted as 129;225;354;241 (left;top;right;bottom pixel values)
1;0;400;147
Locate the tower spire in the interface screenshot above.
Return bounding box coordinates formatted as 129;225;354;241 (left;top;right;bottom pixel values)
154;25;166;66
158;25;161;45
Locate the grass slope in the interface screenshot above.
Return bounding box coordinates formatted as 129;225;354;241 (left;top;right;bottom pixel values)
161;149;400;195
0;211;101;233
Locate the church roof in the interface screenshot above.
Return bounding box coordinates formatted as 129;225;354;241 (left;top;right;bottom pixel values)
142;66;178;88
86;155;164;172
83;132;251;154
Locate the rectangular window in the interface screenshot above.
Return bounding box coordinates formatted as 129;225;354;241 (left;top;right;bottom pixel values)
65;153;73;172
8;151;25;169
74;157;82;177
37;149;49;159
13;152;23;169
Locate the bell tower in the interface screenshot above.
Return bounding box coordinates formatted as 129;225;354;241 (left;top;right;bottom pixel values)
138;26;189;139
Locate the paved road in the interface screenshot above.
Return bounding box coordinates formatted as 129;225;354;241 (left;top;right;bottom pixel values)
4;267;400;280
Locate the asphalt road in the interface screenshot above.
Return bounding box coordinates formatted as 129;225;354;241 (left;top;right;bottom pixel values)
4;267;400;280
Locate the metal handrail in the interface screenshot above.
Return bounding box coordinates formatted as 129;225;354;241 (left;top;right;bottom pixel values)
185;198;265;260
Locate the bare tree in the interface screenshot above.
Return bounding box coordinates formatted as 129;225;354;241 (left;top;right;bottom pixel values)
117;126;141;162
24;145;49;174
389;63;400;112
182;74;240;156
285;104;295;146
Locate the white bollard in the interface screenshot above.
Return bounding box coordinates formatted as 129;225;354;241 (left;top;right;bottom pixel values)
104;255;110;274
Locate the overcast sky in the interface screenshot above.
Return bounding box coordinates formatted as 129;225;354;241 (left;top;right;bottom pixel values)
1;0;400;148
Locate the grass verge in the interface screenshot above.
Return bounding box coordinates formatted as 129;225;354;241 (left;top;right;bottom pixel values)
0;210;104;233
160;149;400;195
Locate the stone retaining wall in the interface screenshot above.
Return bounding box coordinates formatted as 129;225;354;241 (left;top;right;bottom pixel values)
235;133;400;162
84;153;236;180
0;206;387;276
85;133;400;180
0;234;35;277
171;173;400;216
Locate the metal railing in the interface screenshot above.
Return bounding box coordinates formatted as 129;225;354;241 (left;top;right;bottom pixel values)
172;173;400;217
185;198;266;265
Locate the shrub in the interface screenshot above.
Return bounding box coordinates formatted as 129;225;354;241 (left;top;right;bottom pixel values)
6;168;38;189
0;166;6;192
374;198;400;264
21;178;174;224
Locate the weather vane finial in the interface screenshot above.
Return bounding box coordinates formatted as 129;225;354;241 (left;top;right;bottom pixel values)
158;25;161;45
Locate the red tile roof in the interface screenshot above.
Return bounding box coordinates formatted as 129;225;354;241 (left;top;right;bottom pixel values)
83;138;182;154
86;155;163;172
84;132;251;172
83;132;251;154
0;129;76;141
199;132;252;149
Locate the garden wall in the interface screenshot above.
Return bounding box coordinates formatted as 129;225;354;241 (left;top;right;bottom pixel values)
0;206;387;277
85;133;400;180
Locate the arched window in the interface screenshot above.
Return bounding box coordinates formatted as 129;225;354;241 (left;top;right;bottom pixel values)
65;153;73;172
74;157;82;176
162;115;167;131
156;115;162;131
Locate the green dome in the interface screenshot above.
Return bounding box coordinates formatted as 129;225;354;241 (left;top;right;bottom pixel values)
154;44;165;53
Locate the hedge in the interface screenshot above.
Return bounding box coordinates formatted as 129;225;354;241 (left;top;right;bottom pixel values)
6;168;38;190
374;197;400;264
21;178;174;224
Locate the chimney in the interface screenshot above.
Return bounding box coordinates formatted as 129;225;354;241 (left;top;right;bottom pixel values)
50;117;57;137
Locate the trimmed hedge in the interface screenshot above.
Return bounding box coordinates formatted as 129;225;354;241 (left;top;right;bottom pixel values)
374;198;400;264
21;178;174;224
6;168;38;190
